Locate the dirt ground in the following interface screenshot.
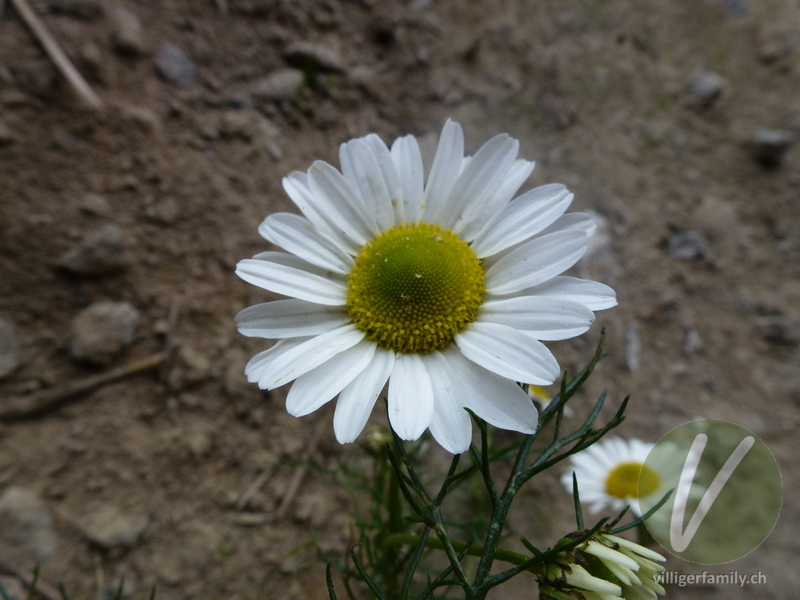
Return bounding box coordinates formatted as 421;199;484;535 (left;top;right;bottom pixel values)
1;0;798;598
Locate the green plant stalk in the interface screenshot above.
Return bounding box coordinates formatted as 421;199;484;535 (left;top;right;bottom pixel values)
381;534;531;568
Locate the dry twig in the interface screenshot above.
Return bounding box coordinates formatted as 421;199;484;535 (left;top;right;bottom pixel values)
10;0;103;109
0;352;170;422
236;464;277;512
276;415;328;519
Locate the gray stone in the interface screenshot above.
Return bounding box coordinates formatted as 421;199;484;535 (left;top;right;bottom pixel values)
756;315;798;346
0;319;20;379
668;230;707;260
144;197;181;225
0;488;57;562
80;193;111;217
284;42;344;74
625;322;641;373
749;128;795;167
111;6;147;57
251;68;304;103
74;504;148;549
686;72;725;108
58;224;130;275
155;42;195;88
218;111;279;141
48;0;104;20
682;327;704;357
70;301;139;365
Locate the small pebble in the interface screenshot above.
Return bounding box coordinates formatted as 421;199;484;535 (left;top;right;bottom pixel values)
70;301;140;365
748;128;795;167
756;314;798;346
686;72;725;108
144;197;181;225
58;224;130;275
0;488;57;562
155;42;196;88
73;504;148;549
625;322;642;373
80;193;111;217
284;42;344;74
682;327;704;357
251;68;304;103
668;230;707;260
111;6;147;57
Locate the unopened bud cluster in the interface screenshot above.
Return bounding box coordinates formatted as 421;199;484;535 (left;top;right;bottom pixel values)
536;530;667;600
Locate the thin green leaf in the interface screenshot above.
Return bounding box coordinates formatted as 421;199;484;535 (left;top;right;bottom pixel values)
326;563;339;600
350;549;388;600
610;489;673;534
540;329;606;425
572;473;584;530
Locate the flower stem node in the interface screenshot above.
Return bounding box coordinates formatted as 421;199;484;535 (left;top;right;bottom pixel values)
535;530;666;600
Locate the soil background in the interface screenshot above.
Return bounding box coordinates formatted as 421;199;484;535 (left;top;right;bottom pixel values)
1;0;799;599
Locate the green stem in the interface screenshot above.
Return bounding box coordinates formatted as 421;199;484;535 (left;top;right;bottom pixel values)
381;533;532;569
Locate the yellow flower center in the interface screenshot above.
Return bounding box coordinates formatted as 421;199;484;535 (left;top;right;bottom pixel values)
346;222;485;353
605;461;660;499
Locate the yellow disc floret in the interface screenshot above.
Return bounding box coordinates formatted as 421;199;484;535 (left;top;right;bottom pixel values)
346;222;485;353
605;462;661;499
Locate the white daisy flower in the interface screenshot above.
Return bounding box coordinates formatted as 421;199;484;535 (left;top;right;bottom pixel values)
561;437;675;517
235;119;616;454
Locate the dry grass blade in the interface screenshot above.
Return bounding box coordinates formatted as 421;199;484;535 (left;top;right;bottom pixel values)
0;352;170;421
10;0;103;109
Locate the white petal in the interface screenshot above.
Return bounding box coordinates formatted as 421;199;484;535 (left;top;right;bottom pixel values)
285;340;377;417
460;159;535;241
334;348;395;443
363;134;405;225
391;135;424;222
422;119;464;224
339;139;396;231
519;276;617;311
244;337;309;383
442;346;538;433
455;322;560;385
236;256;347;306
470;185;573;258
424;352;472;454
445;134;519;232
259;212;354;274
538;212;597;237
388;353;434;440
236;299;349;338
257;324;365;390
485;230;588;295
478;296;594;341
282;172;360;254
308;161;379;244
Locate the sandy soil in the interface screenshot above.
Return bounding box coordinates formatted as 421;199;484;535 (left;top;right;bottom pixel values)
0;0;798;599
